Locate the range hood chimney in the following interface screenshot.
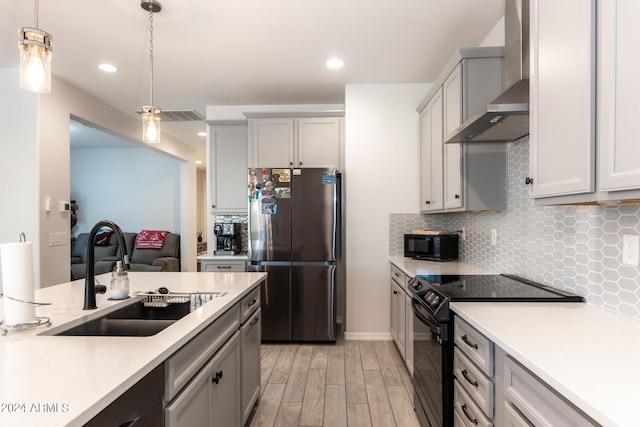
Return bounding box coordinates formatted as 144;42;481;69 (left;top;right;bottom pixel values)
445;0;529;144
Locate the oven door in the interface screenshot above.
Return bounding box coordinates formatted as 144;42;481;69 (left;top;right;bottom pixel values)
411;298;453;427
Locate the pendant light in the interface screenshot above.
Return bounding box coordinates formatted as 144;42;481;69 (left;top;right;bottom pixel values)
141;0;162;144
18;0;53;93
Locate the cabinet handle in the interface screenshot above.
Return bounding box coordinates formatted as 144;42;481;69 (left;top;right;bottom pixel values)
250;316;260;326
461;369;478;388
217;265;232;269
525;177;534;185
299;161;303;166
212;204;216;209
461;404;479;425
393;290;398;295
454;194;460;199
289;161;293;166
212;370;223;384
248;298;258;306
425;200;431;205
461;334;478;350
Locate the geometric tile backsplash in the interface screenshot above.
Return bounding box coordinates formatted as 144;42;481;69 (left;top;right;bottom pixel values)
390;137;640;318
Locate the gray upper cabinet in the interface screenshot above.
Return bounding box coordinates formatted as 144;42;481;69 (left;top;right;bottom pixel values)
530;0;640;204
208;125;248;213
248;118;295;167
418;47;507;214
420;88;444;213
598;0;640;194
248;116;343;169
529;0;597;201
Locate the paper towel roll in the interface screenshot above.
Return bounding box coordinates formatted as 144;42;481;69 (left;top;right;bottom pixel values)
1;241;36;325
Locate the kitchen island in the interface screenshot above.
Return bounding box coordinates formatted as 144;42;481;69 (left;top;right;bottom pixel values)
0;271;266;426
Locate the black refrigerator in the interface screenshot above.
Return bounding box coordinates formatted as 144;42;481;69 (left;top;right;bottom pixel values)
248;167;339;342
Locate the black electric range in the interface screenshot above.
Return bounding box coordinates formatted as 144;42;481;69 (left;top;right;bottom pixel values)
407;274;584;427
410;273;584;322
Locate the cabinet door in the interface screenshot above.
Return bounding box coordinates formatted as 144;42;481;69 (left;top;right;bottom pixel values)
296;117;341;168
249;118;294;167
390;280;400;345
211;332;241;427
397;287;406;359
419;88;444;212
598;0;640;192
404;294;413;374
165;358;214;427
529;0;596;198
209;125;248;213
241;308;261;425
443;64;464;209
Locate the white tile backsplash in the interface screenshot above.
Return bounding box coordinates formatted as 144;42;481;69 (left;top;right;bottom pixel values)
390;137;640;318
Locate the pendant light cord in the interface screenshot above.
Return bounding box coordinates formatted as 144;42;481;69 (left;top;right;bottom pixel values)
148;8;154;106
34;0;40;27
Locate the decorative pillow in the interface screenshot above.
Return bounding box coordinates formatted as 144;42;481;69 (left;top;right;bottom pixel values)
94;229;113;246
135;230;169;249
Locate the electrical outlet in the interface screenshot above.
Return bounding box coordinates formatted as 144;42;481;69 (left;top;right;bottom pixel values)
49;232;67;247
622;234;639;266
491;229;497;246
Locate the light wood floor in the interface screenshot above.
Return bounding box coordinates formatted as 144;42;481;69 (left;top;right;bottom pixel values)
249;338;421;427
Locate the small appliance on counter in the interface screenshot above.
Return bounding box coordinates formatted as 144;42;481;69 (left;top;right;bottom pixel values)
404;230;459;261
214;222;242;255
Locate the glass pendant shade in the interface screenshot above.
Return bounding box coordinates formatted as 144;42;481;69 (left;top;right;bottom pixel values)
19;27;52;93
142;105;161;143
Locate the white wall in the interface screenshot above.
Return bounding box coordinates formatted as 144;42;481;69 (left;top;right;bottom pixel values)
70;148;181;234
0;69;199;288
0;68;40;293
344;83;429;339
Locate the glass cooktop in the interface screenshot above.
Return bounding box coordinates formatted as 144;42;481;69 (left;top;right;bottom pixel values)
414;274;584;302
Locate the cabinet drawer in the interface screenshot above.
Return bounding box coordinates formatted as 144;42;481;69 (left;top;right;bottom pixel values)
504;402;534;427
201;261;246;272
454;348;494;418
390;264;407;291
455;316;493;376
164;305;240;401
240;286;260;324
504;355;597;427
454;380;493;427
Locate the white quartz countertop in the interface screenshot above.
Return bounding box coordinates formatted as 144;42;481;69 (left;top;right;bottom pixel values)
197;254;248;260
451;301;640;427
389;257;495;277
0;271;266;426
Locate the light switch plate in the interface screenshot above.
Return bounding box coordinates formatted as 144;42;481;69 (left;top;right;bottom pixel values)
49;232;67;247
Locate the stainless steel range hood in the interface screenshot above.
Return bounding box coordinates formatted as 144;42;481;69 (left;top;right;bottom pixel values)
445;0;529;143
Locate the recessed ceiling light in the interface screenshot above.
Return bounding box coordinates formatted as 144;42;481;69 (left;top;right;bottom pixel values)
326;58;344;69
98;64;118;72
198;131;207;137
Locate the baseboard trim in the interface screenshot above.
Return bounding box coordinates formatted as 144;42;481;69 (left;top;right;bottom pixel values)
344;332;393;341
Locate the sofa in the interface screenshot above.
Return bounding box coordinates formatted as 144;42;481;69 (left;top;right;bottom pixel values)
71;231;180;280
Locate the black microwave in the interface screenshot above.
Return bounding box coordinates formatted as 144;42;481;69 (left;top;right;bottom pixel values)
404;233;459;261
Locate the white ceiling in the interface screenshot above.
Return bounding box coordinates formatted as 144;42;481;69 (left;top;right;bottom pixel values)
2;0;504;152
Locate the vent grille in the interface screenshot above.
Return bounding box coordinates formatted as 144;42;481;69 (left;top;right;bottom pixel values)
137;109;204;121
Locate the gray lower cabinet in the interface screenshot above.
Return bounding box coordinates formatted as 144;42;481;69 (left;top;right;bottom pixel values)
165;331;240;427
241;308;261;425
163;285;262;427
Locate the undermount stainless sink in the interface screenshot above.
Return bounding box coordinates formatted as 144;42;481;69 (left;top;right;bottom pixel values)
51;291;227;337
53;300;191;337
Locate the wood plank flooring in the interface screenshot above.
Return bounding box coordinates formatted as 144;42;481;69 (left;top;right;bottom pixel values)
250;339;420;427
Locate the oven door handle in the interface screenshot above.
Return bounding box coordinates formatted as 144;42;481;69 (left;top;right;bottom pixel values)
411;298;442;335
